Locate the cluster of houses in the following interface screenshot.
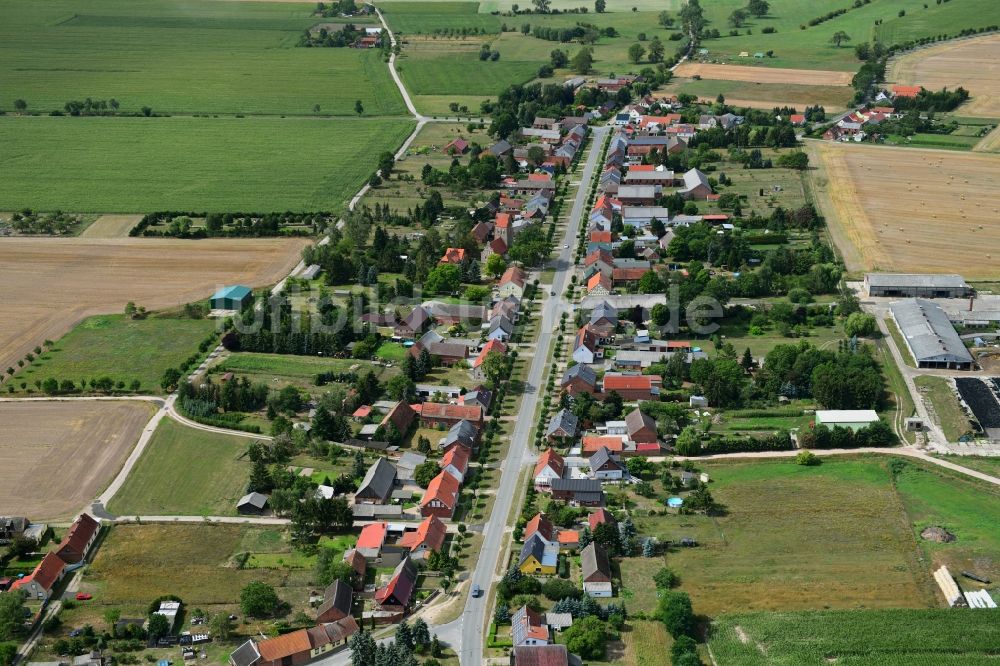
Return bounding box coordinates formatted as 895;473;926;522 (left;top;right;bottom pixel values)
823;85;918;142
0;514;100;602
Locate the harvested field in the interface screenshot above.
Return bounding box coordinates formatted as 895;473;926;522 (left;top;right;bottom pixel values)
975;125;1000;153
79;215;142;238
888;34;1000;118
672;63;853;86
0;400;154;520
807;141;1000;278
0;238;307;379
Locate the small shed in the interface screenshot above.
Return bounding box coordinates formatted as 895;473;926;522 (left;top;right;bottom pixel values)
236;492;269;515
211;285;252;310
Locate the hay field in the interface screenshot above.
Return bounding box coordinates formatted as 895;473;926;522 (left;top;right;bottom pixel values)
889;34;1000;118
0;400;154;519
673;63;853;86
0;237;307;378
808;141;1000;278
79;215;142;238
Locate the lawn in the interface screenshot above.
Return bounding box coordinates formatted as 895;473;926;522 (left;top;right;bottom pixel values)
215;352;397;394
631;458;936;616
894;460;1000;585
0;0;403;116
86;523;294;604
935;455;1000;479
620;620;674;666
376;342;408;362
107;417;254;516
710;608;1000;665
718;318;843;358
914;375;973;442
379;2;502;34
11;313;215;394
0;116;415;212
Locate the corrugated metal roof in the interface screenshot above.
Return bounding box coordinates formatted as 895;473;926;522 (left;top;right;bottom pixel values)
890;298;974;364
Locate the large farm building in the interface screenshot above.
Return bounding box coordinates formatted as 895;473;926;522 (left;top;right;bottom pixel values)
890;298;975;370
865;273;971;299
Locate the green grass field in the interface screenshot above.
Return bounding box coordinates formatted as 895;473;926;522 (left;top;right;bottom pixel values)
894;460;1000;584
631;458;936;616
381;1;502;34
936;455;1000;479
688;0;1000;71
107;417;254;516
0;116;415;211
216;352;397;389
886;132;985;151
914;375;972;441
0;0;403;116
399;52;540;96
710;608;1000;665
11;313;215;394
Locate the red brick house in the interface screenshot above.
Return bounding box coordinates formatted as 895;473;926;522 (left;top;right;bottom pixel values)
55;513;100;564
415;402;483;428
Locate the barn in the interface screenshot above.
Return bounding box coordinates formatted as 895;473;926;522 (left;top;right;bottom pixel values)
864;273;970;298
890;298;975;370
211;285;253;310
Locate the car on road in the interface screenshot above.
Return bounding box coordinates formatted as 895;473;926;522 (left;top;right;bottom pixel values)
563;244;568;249
75;593;92;601
550;290;556;296
472;584;482;598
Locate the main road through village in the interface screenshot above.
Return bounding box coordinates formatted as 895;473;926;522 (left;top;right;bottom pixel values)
314;124;610;666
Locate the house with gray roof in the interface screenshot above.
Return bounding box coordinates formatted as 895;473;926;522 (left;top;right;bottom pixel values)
236;493;269;515
442;419;479;450
677;168;712;199
316;580;353;623
560;363;597;395
545;409;579;440
889;298;974;370
355;457;398;504
581;542;613;597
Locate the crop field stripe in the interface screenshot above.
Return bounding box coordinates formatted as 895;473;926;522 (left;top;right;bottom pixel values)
0;116;416;211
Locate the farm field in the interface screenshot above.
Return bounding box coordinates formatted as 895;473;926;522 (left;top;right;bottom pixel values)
0;0;403;116
894;460;1000;585
0;237;306;380
670;0;999;71
631;458;935;616
79;214;143;238
0;400;154;519
710;608;1000;665
672;63;852;86
661;79;853;112
0;116;415;212
806;141;1000;278
888;34;1000;118
10;314;216;395
107;417;254;517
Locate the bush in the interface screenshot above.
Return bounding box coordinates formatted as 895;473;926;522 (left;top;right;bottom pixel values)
796;450;821;466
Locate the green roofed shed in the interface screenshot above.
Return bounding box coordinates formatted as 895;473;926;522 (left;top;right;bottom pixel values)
211;285;252;310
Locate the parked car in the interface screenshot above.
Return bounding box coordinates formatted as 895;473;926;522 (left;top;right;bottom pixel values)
75;593;92;601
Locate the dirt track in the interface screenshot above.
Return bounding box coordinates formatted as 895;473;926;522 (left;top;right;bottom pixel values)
0;237;307;375
808;141;1000;278
0;400;154;520
888;34;1000;118
673;63;853;86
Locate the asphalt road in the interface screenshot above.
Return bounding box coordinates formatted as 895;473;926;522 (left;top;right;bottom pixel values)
458;124;609;665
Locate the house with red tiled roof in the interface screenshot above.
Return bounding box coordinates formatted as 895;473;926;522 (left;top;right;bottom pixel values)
471;220;493;244
12;551;65;600
533;449;565;488
398;515;447;560
442;138;470;154
356;522;388;559
420;471;461;519
415;402;483;428
342;549;367;589
581;435;626;455
523;512;557;545
892;85;921;98
380;400;415;436
374;556;418;610
557;530;580;551
590;230;612;244
789;114;806;126
584;248;614;276
611;266;648;285
589;508;617;532
512;605;550;647
499;265;528;299
481;237;508;262
439;247;466;264
352;405;372;420
439;445;471;483
471;338;507;381
54;513;100;565
601;373;662;401
587;272;612;296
